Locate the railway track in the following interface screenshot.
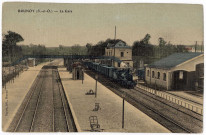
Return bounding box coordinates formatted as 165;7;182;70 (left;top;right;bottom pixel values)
133;87;202;121
85;70;203;133
126;88;202;132
7;64;77;132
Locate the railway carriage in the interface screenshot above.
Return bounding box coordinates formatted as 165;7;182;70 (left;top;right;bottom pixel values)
83;61;137;88
104;66;111;77
93;63;98;71
136;69;145;80
108;67;115;78
99;64;104;74
101;65;108;76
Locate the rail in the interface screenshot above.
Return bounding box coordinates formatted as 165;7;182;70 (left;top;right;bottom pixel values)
136;84;203;115
11;70;45;132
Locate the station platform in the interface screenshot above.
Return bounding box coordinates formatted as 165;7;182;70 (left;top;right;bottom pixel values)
2;62;49;131
58;66;170;132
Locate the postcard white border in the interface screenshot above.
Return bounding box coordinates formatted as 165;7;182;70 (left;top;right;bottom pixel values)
0;0;205;135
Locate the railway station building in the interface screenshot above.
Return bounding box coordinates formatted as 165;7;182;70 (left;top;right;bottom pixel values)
145;53;204;91
105;41;133;68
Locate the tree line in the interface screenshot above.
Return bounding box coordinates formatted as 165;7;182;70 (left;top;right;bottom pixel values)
2;31;87;64
2;30;189;64
86;33;188;59
132;34;188;58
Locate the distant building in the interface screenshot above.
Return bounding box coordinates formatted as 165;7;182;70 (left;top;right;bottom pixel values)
145;53;204;91
185;45;204;52
105;41;133;68
27;58;35;67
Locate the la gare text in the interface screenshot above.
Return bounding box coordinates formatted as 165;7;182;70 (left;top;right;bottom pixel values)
18;9;72;13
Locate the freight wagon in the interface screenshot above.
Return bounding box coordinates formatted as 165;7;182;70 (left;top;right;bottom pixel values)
84;61;137;88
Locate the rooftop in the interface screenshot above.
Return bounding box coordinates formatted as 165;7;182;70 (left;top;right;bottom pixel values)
148;52;203;69
107;41;131;49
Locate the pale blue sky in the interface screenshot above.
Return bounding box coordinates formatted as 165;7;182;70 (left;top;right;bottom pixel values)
2;3;204;47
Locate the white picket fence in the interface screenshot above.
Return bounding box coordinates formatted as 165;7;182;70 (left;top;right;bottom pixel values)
136;84;203;115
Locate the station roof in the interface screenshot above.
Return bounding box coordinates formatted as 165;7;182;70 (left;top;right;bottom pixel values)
148;52;203;69
107;41;131;49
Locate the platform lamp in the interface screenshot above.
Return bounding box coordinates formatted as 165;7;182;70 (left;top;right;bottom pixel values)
82;68;84;84
155;78;157;95
122;92;125;129
95;74;98;98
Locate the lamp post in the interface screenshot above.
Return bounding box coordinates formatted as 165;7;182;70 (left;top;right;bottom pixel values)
122;92;125;129
82;68;84;84
95;74;98;98
155;78;157;95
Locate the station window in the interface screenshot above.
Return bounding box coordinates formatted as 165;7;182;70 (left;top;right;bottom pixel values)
147;70;150;76
163;73;166;81
121;52;124;57
152;71;155;78
157;72;160;79
118;63;121;67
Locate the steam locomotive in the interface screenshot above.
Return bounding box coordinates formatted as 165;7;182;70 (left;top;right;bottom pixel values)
83;61;137;88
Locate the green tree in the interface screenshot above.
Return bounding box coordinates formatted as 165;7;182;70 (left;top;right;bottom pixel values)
158;37;167;48
2;31;24;62
132;34;154;56
86;43;93;55
140;34;151;45
158;37;167;58
70;44;85;55
176;45;188;52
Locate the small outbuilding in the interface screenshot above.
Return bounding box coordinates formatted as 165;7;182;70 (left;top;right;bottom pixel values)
72;62;84;80
145;53;204;91
27;58;36;67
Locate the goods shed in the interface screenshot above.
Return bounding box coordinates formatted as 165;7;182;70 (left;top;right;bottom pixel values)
145;53;204;91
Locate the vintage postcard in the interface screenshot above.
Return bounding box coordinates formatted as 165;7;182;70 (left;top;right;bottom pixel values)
1;1;204;133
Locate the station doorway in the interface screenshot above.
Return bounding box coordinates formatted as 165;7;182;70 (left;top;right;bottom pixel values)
172;70;188;90
77;70;80;80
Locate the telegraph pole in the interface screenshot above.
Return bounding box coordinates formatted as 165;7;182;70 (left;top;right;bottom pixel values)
201;41;203;52
122;92;125;129
122;98;124;128
95;74;98;98
82;68;84;84
114;26;116;66
114;26;116;40
195;41;197;52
